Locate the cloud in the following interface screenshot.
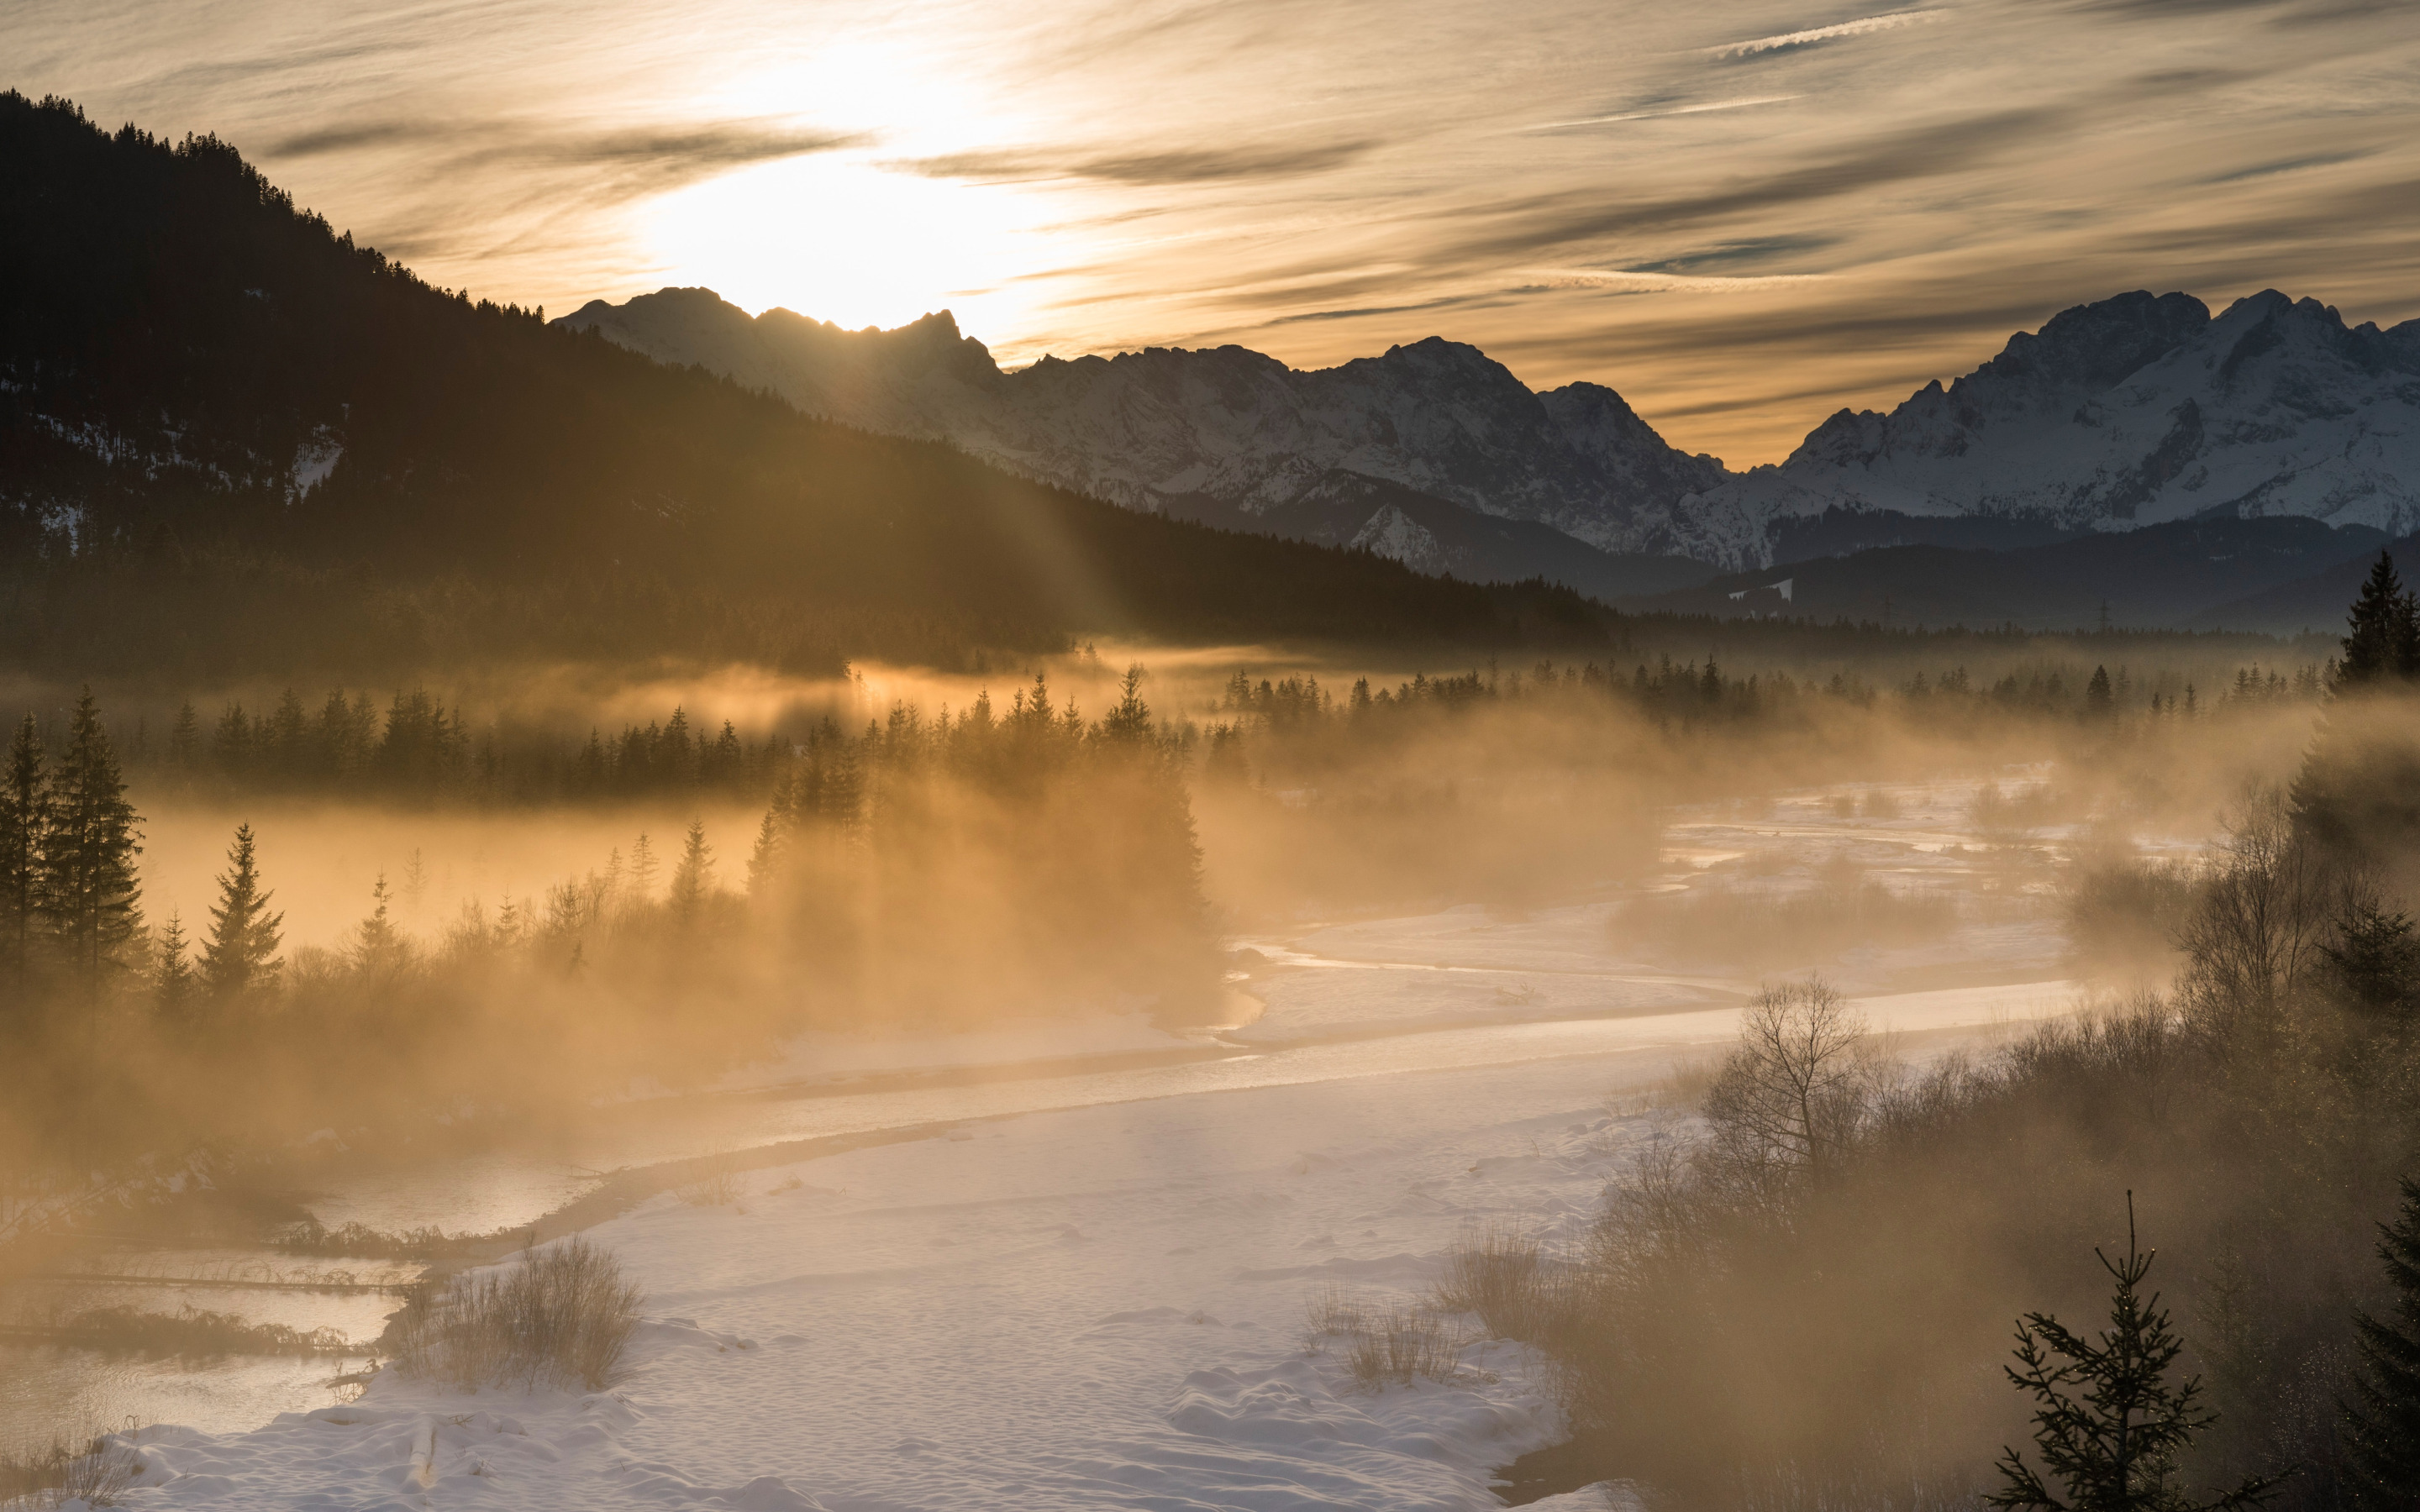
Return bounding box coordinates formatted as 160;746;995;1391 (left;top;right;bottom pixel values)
1442;108;2063;263
1616;236;1840;276
2198;150;2372;184
1523;95;1801;131
1705;8;1948;58
266;117;863;201
897;139;1376;186
1260;291;1529;325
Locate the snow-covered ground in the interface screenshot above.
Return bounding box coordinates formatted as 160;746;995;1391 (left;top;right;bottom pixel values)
38;774;2101;1510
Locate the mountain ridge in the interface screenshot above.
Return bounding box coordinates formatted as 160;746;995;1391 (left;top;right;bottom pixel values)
564;284;2420;575
557;289;1730;578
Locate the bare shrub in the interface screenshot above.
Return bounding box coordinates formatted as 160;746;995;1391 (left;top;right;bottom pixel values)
2175;787;2336;1024
1702;977;1884;1198
1859;788;1904;821
273;1216;461;1260
676;1155;745;1209
2064;853;2197;982
390;1236;643;1393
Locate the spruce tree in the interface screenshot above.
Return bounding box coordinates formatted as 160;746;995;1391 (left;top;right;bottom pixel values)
1100;664;1154;744
155;911;196;1020
2087;665;2115;717
2323;906;2420;1020
1;712;46;993
2295;556;2420;858
629;832;659;900
353;874;407;978
42;690;145;996
746;808;786;898
671;819;713;921
2337;552;2420;689
2343;1177;2420;1509
166;700;200;778
200;822;283;1000
1988;1196;2275;1512
214;701;251;777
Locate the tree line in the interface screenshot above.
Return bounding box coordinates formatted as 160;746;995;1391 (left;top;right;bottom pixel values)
0;665;1215;1180
103;687;797;804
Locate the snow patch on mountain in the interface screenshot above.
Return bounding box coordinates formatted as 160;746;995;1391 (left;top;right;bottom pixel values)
1691;289;2420;565
1349;504;1452;575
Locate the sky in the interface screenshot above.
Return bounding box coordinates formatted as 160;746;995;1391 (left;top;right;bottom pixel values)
8;0;2417;464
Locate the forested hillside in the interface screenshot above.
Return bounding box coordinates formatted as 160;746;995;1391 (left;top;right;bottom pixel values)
0;92;1605;682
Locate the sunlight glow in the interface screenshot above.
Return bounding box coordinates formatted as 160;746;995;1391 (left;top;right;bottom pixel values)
643;151;1051;333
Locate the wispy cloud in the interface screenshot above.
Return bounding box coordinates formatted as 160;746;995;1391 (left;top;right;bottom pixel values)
269;117;865;202
1524;96;1801;130
1705;8;1949;58
1525;267;1839;292
895;139;1376;186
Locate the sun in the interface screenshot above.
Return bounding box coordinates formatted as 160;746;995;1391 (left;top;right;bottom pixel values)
639;42;1068;334
642;151;1044;333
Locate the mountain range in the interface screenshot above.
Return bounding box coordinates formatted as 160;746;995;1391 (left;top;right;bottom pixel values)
0;91;1607;681
563;284;2420;623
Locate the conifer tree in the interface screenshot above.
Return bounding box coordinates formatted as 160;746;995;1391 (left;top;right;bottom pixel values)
155;911;196;1020
2336;552;2420;689
200;822;283;1000
2323;905;2420;1020
42;690;144;996
671;819;713;921
1100;664;1154;744
266;689;308;779
1987;1195;2275;1512
213;701;251;776
2087;665;2115;717
166;700;200;777
402;848;429;912
353;874;407;977
2342;1177;2420;1509
629;832;659;900
2295;559;2420;858
746;808;785;898
1;712;46;992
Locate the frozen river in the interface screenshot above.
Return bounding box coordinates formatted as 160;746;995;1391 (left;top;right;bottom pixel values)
1;775;2100;1504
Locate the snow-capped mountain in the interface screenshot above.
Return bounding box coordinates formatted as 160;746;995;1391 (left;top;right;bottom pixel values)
560;286;2420;576
555;289;1728;560
1676;290;2420;566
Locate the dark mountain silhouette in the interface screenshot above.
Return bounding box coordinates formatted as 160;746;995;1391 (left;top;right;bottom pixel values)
2186;529;2420;633
0;92;1612;681
1628;516;2391;631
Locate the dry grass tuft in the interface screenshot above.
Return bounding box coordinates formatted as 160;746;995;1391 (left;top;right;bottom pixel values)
1434;1222;1560;1341
1341;1302;1468;1389
0;1429;141;1510
1302;1285;1473;1390
676;1154;746;1209
390;1236;642;1393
